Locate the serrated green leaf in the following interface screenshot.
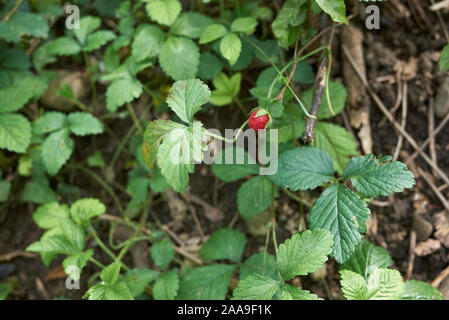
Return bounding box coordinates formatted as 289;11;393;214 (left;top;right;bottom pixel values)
101;262;121;285
277;230;333;281
83;30;116;52
63;249;93;281
159;36;200;81
153;271;179;300
240;253;280;281
74;16;101;45
26;235;80;256
131;24;165;61
340;239;393;279
21;176;57;204
151;238;175;270
106;78;142;112
67;112;104;136
439;44;449;72
209;73;241;106
276;284;321;300
197;52;224;80
177;264;236;300
0;12;49;43
199;24;228;44
70;198;106;225
232;274;280;300
32;112;67;135
0;113;31;153
144;0;181;26
87;281;134;300
237;176;277;220
124;268;160;298
314;0;348;24
220;33;241;66
211;146;259;182
200;228;247;263
343;155;416;198
170;12;214;39
0;76;48;113
59;219;85;252
272;0;308;48
42;128;73;175
402;280;444;300
308;183;370;263
47;37;81;56
268;147;334;191
32;202;70;230
231;17;257;34
166;79;210;123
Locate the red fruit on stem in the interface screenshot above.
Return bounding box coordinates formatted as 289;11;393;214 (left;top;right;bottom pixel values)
248;110;269;130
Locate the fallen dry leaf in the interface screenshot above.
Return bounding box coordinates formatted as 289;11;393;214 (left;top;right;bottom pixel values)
414;238;441;256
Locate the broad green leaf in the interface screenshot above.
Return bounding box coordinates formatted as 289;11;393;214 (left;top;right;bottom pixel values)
314;0;348;24
159;36;200;81
343;155;416;198
276;284;320;300
42;128;73;175
144;0;181;26
0;12;49;43
22;176;57;204
308;183;370;263
341;268;403;300
0;283;12;300
177;264;236;300
87;281;133;300
302;81;347;119
170;12;214;39
340;239;393;279
200;228;247;263
101;262;122;285
32;202;70;230
197;52;224;80
32;112;67;135
67;112;104;136
59;219;85;252
231;17;257;34
199;24;228;44
0;76;48;113
74;16;101;45
131;25;165;61
209;73;241;106
268;147;334;191
272;0;308;48
277;230;333;281
439;44;449;72
166;79;211;123
124;268;160;297
106;78;143;112
153;271;179;300
232;274;280;300
70;198;106;225
220;33;241;66
26;235;80;256
240;253;279;281
83;30;116;52
313;122;359;174
0;113;31;153
63;249;93;281
151;238;175;270
211;146;259;182
402;280;444;300
237;176;277;220
47;37;81;56
0;180;11;202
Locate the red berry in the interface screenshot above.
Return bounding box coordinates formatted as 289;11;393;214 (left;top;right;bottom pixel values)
248;110;269;130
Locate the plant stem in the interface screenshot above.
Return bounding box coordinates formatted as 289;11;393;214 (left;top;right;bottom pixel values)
283;189;312;207
83;51;97;105
234;97;248;116
89;257;106;269
2;0;24;22
126;103;143;135
204;120;248;143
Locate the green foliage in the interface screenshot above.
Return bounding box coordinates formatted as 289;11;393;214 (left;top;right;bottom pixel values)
402;280;444;300
209;73;242;106
151;238;175;270
440;44;449;72
200;228;247;263
237;176;277;219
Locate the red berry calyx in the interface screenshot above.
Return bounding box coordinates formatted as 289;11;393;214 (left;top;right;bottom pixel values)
248;109;270;130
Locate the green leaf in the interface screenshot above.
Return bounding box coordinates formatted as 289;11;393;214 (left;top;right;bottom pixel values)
47;37;81;56
272;0;308;48
166;79;211;124
308;183;370;263
402;280;444;300
240;253;280;281
232;274;280;300
0;180;11;202
153;271;179;300
0;12;49;43
276;284;320;300
70;198;106;225
314;0;348;24
237;176;277;220
26;235;81;256
32;112;67;135
131;25;165;61
0;283;12;300
170;12;214;39
144;0;182;26
124;268;160;297
439;44;449;72
199;24;228;44
84;30;116;52
277;230;333;281
343;155;416;198
87;281;134;300
21;176;57;204
231;17;258;34
67;112;104;136
32;202;70;230
220;33;241;66
209;73;241;106
151;238;175;270
159;36;200;81
340;268;403;300
63;249;93;281
87;150;106;168
268;147;334;191
59;219;85;252
197;52;225;80
74;16;101;45
177;264;236;300
0;77;47;113
313;122;359;174
101;262;122;285
211;146;259;182
0;113;31;153
106;78;143;112
340;239;393;279
200;228;247;263
42;128;74;175
302;81;347;119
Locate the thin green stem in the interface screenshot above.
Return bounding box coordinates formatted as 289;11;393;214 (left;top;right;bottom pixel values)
126;102;143;135
204;120;248;143
283;189;312;207
89;257;106;269
83;51;97;105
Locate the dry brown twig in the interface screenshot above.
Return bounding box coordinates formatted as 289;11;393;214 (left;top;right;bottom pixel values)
393;82;408;161
406;230;417;279
0;250;37;261
417;167;449;213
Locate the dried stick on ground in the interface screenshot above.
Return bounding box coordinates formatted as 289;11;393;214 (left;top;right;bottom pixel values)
432;264;449;287
418;167;449;212
406;230;417;279
393;82;408;161
428;98;438;177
